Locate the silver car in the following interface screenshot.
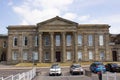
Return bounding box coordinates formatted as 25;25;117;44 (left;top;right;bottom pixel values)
70;64;84;75
49;64;62;76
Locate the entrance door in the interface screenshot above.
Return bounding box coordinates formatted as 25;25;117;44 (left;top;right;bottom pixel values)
112;51;117;61
1;52;6;61
56;52;61;62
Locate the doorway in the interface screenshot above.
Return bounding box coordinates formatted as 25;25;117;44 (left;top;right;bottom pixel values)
56;51;61;62
1;52;6;61
112;51;117;61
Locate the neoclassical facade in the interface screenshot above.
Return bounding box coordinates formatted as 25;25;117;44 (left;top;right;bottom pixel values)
0;16;113;63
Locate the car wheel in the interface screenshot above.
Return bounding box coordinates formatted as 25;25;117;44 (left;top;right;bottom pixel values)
80;72;83;75
71;72;74;75
49;74;51;76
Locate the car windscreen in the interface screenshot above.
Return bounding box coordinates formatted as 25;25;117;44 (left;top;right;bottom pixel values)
73;65;80;68
51;65;60;69
96;63;103;65
95;63;104;67
111;64;118;67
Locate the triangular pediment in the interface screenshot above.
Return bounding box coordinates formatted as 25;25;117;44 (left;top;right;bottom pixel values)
37;16;78;26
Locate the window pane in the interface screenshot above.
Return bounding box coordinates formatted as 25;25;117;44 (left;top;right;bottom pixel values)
35;36;38;46
45;36;50;46
3;41;7;48
13;37;17;46
56;35;60;46
45;52;50;60
78;35;82;46
25;37;28;46
78;51;82;60
33;52;38;60
23;52;28;60
99;35;104;46
23;36;28;46
67;52;71;60
12;51;18;60
100;51;104;60
67;35;71;46
88;35;93;46
89;51;93;60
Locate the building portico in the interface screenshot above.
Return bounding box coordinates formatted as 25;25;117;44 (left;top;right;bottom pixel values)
5;16;112;63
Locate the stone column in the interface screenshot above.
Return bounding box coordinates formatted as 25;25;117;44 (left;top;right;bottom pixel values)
83;33;88;61
7;35;12;61
62;32;66;62
19;34;23;62
29;34;33;62
105;33;112;61
50;32;54;62
74;32;78;62
38;32;42;62
95;33;99;61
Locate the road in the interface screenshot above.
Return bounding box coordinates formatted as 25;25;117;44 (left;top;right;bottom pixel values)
0;67;120;80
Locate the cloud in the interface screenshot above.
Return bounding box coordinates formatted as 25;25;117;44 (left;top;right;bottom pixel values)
77;14;120;34
8;1;13;6
74;0;107;8
78;15;90;22
12;0;74;24
63;13;77;20
11;0;120;34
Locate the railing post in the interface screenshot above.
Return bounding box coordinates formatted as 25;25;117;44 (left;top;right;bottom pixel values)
106;72;108;80
115;72;116;80
12;75;13;80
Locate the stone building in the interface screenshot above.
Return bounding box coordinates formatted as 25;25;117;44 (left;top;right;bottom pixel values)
110;34;120;61
0;16;113;63
0;34;7;61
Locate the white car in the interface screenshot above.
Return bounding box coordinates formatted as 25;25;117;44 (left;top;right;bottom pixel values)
49;64;62;76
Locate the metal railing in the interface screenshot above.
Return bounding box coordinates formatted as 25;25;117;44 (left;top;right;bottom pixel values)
106;72;116;80
0;77;3;80
0;67;36;80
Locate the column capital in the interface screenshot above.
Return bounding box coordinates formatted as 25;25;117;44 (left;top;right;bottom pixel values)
49;32;54;35
61;32;66;34
39;32;43;35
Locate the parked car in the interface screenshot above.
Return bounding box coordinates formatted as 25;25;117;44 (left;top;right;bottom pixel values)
70;64;84;75
90;62;106;73
105;63;120;72
49;64;62;76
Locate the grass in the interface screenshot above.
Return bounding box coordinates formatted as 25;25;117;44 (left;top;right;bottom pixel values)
15;61;120;67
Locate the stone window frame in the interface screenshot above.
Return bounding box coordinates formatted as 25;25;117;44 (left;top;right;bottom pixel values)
100;51;105;60
67;51;71;60
99;35;104;46
32;52;38;61
89;50;93;60
23;36;28;46
44;35;50;46
3;41;7;48
78;34;83;46
23;52;28;60
66;34;72;46
34;36;38;47
12;51;18;60
88;34;93;46
44;52;50;60
78;51;82;60
55;34;61;46
13;37;18;47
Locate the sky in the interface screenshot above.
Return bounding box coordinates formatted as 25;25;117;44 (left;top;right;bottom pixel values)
0;0;120;34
